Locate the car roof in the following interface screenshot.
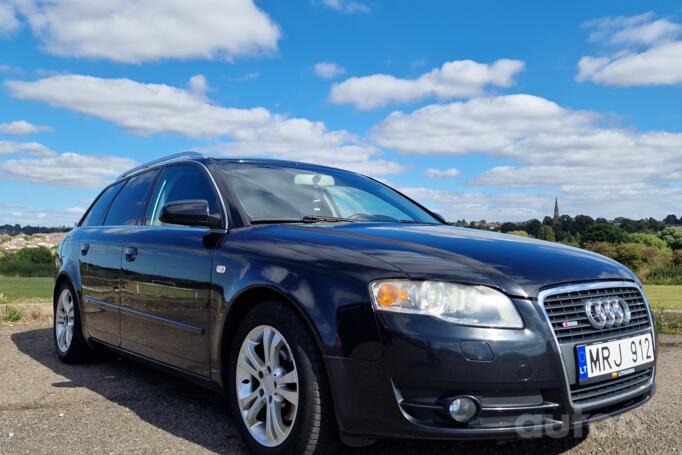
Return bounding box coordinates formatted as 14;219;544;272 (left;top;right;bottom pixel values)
116;153;352;182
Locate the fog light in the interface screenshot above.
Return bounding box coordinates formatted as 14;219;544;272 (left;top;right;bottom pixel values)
448;396;478;423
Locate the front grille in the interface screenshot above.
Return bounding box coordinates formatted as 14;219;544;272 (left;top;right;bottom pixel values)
543;286;652;343
570;367;653;406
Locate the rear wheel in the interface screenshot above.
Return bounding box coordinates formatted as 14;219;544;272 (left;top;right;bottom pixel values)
228;301;340;455
54;283;92;363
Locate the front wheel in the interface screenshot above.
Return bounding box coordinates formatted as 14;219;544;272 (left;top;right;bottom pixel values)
54;283;92;363
228;301;340;455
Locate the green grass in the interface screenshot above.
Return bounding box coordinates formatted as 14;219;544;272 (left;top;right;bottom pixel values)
0;276;679;312
0;276;53;303
644;285;682;311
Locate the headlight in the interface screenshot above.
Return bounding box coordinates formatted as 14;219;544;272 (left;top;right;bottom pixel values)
369;280;523;329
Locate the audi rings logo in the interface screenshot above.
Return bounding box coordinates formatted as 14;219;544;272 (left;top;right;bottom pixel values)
584;298;631;329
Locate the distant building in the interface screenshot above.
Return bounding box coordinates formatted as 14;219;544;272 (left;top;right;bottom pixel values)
553;197;560;226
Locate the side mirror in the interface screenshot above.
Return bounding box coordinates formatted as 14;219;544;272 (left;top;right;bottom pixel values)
159;200;220;228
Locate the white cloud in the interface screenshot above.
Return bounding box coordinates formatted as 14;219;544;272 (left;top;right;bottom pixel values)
314;62;346;79
0;2;19;36
187;74;209;96
0;140;55;156
6;74;273;137
424;168;460;179
329;58;524;110
372;94;595;154
1;152;136;188
207;117;406;176
585;12;681;47
400;186;551;222
577;41;682;86
0;120;52;135
319;0;370;13
7;74;403;177
577;13;682;86
371;94;682;219
9;0;280;63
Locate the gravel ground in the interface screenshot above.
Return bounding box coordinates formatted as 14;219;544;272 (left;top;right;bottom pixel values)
1;323;680;455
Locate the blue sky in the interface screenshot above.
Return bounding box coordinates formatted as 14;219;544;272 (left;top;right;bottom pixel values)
1;0;681;226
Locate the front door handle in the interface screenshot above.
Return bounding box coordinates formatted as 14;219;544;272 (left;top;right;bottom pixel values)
80;243;90;256
124;246;138;262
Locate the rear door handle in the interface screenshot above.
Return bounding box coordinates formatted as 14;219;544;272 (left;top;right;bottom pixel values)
80;243;90;256
124;246;138;262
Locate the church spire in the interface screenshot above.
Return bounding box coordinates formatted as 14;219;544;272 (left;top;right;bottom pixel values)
553;197;560;225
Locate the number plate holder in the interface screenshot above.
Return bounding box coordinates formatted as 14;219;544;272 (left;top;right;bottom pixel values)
576;332;654;384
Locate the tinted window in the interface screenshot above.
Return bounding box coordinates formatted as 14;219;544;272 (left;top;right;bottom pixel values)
103;171;157;226
146;164;220;226
81;182;123;227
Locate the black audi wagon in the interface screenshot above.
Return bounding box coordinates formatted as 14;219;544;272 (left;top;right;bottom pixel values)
54;152;656;454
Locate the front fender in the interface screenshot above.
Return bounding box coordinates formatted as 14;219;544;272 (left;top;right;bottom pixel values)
208;234;405;387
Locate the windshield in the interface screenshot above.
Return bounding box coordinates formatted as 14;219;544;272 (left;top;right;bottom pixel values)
218;162;440;224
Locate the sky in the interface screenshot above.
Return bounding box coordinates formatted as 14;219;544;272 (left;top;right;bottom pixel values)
0;0;681;226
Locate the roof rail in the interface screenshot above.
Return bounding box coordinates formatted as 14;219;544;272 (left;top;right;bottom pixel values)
117;151;204;180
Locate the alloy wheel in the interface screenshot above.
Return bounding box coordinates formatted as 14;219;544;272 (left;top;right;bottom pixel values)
235;324;299;447
55;288;75;353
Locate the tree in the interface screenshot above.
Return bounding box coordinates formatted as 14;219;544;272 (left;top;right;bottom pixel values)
500;222;518;233
664;214;679;226
582;224;628;245
508;230;529;237
538;225;556;242
523;219;542;238
573;215;595;235
660;227;682;250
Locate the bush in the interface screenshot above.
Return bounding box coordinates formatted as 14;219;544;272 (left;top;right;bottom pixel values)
4;307;22;323
585;242;617;259
628;232;671;251
507;230;529;237
647;265;682;285
653;308;679;334
660;227;682;250
613;243;647;271
0;247;54;277
673;250;682;267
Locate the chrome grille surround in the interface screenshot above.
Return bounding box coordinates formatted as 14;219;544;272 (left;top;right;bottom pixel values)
538;281;655;411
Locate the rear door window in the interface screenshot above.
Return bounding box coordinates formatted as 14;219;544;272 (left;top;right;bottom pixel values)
81;182;123;227
103;171;158;226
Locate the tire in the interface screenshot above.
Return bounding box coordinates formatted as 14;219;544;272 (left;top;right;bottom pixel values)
54;281;92;363
228;301;340;455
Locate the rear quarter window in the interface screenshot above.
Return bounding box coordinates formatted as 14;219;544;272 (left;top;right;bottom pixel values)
80;181;123;227
103;171;158;226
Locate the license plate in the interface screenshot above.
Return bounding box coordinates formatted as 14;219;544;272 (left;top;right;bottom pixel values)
577;333;654;381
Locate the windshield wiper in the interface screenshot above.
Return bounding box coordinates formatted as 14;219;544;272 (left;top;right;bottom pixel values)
300;215;356;223
250;216;356;225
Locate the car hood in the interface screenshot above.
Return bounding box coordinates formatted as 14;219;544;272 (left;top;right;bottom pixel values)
292;223;638;298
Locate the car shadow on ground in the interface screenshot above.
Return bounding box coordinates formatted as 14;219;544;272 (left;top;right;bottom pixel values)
12;327;587;455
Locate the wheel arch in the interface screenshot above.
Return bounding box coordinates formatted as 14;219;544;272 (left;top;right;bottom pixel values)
54;271;89;341
218;284;329;387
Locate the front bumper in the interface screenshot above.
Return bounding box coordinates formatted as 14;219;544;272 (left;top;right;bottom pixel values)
327;288;656;441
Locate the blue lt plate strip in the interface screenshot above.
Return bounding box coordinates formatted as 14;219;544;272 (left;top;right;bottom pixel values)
577;345;588;380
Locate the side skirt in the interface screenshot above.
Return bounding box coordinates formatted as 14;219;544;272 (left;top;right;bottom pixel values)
89;337;226;397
